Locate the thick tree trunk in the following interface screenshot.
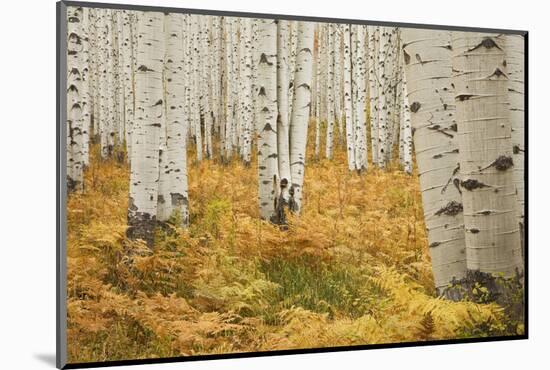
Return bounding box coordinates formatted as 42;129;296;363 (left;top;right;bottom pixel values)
452;32;523;282
289;22;315;213
402;29;467;297
127;11;165;247
505;34;525;249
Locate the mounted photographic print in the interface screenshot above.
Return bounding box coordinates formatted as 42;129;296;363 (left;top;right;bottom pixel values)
57;1;528;368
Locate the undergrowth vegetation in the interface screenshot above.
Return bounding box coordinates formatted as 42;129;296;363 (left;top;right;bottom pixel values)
67;137;520;363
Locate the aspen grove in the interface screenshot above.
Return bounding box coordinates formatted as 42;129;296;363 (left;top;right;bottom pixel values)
66;6;525;361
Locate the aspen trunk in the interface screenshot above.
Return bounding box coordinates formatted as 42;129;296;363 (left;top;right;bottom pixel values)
241;18;254;165
127;12;165;247
289;21;315;212
401;70;413;175
325;24;335;160
277;20;292;205
353;25;368;171
505;34;525;243
343;24;355;171
402;29;467;296
452;32;523;281
367;26;379;165
377;27;389;168
157;13;189;226
67;6;85;192
257;19;279;220
191;15;203;161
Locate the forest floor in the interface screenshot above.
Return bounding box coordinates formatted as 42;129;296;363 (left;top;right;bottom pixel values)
67;130;520;363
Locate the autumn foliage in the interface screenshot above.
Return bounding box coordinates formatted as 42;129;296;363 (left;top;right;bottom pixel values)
67;137;519;363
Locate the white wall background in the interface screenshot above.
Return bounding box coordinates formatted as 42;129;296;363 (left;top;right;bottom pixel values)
0;0;545;368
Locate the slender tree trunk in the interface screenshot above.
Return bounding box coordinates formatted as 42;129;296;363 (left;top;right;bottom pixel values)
343;24;355;171
334;25;344;146
402;29;467;297
241;18;254;165
377;27;389;168
257;19;279;220
353;25;368;171
325;24;335;160
367;26;379;166
224;18;235;160
67;6;85;192
191;15;203;161
127;11;165;247
277;20;292;205
401;70;413;175
156;13;189;226
289;21;315;212
452;32;523;282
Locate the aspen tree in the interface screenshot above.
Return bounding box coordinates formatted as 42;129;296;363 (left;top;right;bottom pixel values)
343;24;356;171
333;25;344;145
201;16;213;159
156;13;189;226
257;19;279;220
353;25;368;171
67;6;85;192
367;26;379;165
289;21;315;212
277;20;292;206
224;18;236;160
127;11;165;247
325;23;335;160
377;27;389;168
191;15;203;161
80;7;91;168
241;18;254;165
401;70;413;175
402;29;467;296
452;32;523;282
505;34;525;242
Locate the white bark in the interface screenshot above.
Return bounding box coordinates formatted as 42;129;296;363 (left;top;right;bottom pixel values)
325;24;335;160
257;19;279;220
367;26;379;165
277;20;292;202
127;11;165;246
241;18;254;165
156;13;189;226
377;27;389;168
452;32;523;278
401;70;413;175
505;34;525;231
343;24;355;171
402;29;467;294
67;6;85;192
289;21;315;212
353;25;368;171
191;15;203;161
224;18;236;159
